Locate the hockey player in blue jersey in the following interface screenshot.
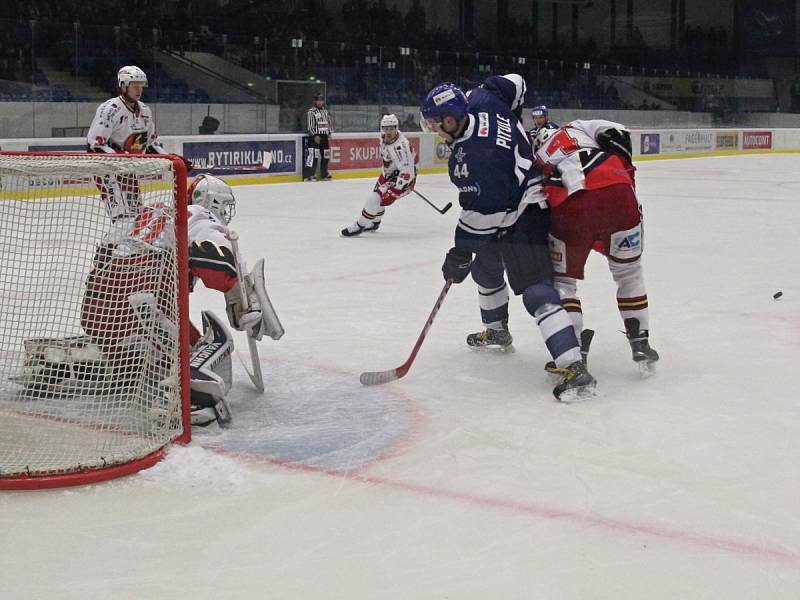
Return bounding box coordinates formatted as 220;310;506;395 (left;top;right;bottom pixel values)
527;105;558;146
420;78;596;401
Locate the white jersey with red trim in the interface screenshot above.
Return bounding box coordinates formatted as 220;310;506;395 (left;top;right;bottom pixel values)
87;96;165;154
534;119;635;207
381;132;416;189
100;204;228;251
187;204;232;252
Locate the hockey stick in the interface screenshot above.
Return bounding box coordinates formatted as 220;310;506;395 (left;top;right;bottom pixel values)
412;189;452;215
229;231;265;393
360;279;452;385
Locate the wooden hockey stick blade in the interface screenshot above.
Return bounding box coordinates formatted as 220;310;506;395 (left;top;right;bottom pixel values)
441;202;453;213
236;350;264;392
229;229;265;393
359;280;452;386
246;335;265;392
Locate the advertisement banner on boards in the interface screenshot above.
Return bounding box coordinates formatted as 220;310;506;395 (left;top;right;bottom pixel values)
715;132;738;150
28;144;87;152
183;140;296;176
328;136;421;170
742;131;772;150
660;130;714;154
639;133;660;155
433;136;451;164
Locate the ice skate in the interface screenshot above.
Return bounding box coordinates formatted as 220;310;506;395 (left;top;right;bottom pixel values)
341;221;379;237
624;318;659;376
466;322;514;352
552;360;597;403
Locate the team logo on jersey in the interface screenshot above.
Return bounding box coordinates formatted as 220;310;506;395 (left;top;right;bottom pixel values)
610;225;642;260
454;147;466;163
548;234;566;273
478;112;489;137
123;132;148;153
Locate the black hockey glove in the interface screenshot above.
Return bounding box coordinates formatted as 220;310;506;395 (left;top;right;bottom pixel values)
597;127;632;163
442;247;472;283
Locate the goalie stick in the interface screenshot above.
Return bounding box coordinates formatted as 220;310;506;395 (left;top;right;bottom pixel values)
360;279;452;385
412;189;452;215
229;230;265;393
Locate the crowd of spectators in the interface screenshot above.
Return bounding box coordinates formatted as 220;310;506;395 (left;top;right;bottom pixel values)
0;0;765;110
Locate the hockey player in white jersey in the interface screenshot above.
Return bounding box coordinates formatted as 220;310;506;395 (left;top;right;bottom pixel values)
87;66;192;221
182;175;284;424
87;66;166;156
533;119;658;373
17;175;284;427
341;114;417;236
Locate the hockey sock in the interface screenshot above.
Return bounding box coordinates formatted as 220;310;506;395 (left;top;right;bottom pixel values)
554;276;584;337
358;193;383;227
477;282;509;328
610;259;649;330
525;283;581;368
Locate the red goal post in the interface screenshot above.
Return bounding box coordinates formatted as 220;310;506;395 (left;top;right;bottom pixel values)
0;152;191;490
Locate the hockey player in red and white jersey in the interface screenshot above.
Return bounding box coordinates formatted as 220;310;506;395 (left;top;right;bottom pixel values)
87;66;165;156
341;114;417;236
77;175;283;427
87;66;192;220
533;120;659;373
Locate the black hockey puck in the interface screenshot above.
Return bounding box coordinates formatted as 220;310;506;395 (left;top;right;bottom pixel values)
773;291;783;299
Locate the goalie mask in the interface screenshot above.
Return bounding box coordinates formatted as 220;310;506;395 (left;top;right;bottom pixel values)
189;174;236;224
380;114;400;144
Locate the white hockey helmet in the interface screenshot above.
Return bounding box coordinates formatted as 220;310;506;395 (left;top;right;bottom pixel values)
534;123;559;153
118;65;148;89
189;174;236;224
380;113;400;142
380;114;399;129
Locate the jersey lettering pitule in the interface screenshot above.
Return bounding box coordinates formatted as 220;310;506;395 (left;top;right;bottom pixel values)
87;97;165;154
534;119;635;208
447;84;545;251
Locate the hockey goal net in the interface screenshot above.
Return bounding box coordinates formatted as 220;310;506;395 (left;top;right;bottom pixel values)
0;152;190;489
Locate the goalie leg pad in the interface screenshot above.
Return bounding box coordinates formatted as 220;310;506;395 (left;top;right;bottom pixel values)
11;336;113;395
190;311;234;426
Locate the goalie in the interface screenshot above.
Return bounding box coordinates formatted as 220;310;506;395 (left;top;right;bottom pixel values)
17;175;283;428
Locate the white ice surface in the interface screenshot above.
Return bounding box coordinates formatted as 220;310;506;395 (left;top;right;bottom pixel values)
2;154;799;599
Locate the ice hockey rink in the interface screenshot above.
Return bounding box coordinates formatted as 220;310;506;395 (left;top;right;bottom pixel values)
2;153;799;599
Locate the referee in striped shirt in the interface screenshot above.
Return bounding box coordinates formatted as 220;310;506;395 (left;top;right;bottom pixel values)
304;94;333;181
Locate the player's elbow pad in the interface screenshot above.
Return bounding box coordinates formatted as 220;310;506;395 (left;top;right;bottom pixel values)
597;128;632;161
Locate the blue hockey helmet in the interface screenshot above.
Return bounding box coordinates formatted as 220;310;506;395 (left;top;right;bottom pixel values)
531;105;548;118
419;82;469;132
